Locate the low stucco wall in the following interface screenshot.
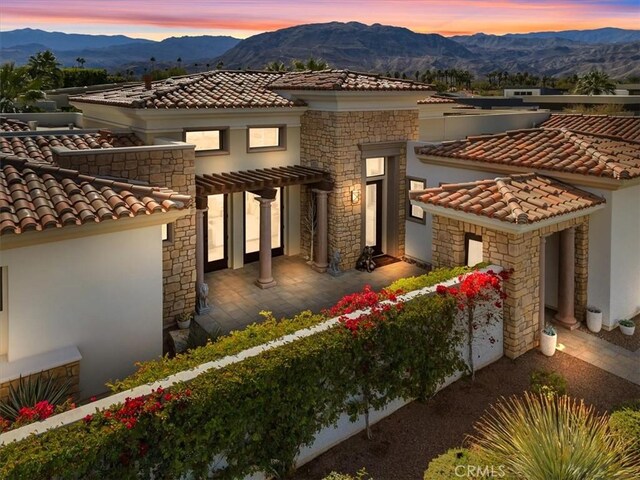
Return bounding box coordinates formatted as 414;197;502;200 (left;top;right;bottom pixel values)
0;226;163;398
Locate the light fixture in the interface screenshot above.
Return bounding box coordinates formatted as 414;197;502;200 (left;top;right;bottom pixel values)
351;188;360;204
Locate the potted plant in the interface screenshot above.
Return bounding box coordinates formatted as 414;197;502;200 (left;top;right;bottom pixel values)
540;324;557;357
586;305;603;333
176;312;193;330
619;319;636;336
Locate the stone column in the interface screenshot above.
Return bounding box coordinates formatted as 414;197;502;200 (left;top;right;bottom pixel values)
255;193;277;289
312;189;330;273
539;235;546;338
555;227;578;328
195;206;210;314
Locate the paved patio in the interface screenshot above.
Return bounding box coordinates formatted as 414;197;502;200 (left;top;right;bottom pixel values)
196;255;426;334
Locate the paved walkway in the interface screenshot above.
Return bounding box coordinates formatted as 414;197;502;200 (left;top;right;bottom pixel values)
556;327;640;385
196;255;426;334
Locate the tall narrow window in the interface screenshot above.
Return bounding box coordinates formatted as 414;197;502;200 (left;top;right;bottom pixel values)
465;233;483;267
407;177;426;223
0;267;7;358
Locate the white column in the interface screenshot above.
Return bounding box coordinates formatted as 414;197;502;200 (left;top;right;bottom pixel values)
195;206;210;314
312;189;330;273
255;195;277;289
539;235;546;336
555;227;577;328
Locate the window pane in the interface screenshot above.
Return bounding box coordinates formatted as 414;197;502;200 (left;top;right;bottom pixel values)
366;157;385;177
186;130;221;151
249;127;280;148
207;195;225;261
245;189;281;254
161;224;168;241
409;179;425;219
366;183;377;246
467;239;483;266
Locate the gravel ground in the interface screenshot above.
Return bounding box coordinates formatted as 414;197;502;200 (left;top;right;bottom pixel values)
579;312;640;352
292;350;640;480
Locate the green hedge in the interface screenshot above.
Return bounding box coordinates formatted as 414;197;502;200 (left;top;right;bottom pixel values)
610;405;640;457
0;281;465;479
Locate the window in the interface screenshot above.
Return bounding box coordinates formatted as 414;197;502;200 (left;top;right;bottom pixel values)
184;128;228;155
465;233;483;267
366;157;385;177
407;177;426;224
161;223;173;243
0;267;7;357
248;126;285;151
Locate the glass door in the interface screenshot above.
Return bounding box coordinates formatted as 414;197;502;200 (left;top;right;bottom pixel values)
365;180;383;256
204;194;228;272
244;188;284;263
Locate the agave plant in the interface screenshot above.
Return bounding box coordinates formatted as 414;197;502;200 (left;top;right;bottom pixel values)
470;393;640;480
0;372;72;421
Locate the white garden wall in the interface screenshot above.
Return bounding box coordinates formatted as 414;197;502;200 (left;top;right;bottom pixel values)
0;226;163;398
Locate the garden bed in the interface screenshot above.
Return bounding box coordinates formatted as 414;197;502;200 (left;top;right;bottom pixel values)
293;350;640;480
579;312;640;352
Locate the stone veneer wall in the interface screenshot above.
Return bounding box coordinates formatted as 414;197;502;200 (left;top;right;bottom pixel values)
54;147;196;329
0;361;80;403
300;110;418;269
432;215;589;358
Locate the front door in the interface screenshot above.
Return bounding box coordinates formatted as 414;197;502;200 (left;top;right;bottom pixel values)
204;194;228;272
244;187;284;263
365;180;383;256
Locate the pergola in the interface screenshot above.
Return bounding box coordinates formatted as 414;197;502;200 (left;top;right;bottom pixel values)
194;165;332;313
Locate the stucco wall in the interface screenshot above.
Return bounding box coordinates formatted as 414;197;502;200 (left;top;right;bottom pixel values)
0;226;163;398
300;109;419;269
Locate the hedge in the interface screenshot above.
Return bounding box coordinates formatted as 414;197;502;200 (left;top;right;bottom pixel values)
610;405;640;457
0;270;469;480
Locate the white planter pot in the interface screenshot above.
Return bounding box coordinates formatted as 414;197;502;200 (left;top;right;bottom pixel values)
177;319;191;330
586;310;602;333
619;324;636;336
540;332;557;357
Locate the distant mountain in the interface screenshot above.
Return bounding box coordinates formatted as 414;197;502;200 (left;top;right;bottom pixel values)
503;27;640;44
452;33;582;50
0;28;152;50
218;22;473;70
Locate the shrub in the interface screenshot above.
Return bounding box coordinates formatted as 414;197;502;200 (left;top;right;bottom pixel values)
0;372;72;421
610;406;640;457
470;393;640;479
424;448;495;479
529;369;567;398
388;264;486;292
323;468;372;480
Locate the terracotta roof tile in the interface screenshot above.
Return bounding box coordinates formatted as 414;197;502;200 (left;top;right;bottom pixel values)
0;117;30;132
0;131;143;164
268;70;433;91
0;155;191;236
411;173;604;225
417;127;640;180
540;114;640;141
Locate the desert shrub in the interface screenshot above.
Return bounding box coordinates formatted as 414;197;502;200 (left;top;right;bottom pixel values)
529;369;567;398
470;393;640;479
0;372;72;421
610;405;640;457
323;468;371;480
424;448;498;479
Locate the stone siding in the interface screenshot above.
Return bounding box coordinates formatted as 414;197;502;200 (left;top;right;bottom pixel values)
300;110;418;269
432;215;589;358
0;361;80;403
54;147;196;328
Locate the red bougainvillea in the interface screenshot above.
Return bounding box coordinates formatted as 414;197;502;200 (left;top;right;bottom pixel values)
327;285;404;335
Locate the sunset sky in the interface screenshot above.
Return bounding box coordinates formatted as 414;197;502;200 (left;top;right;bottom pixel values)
3;0;639;39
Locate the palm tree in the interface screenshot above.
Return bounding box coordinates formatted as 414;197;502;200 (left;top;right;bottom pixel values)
27;50;62;89
76;57;86;68
265;61;288;72
0;62;43;112
573;69;616;95
292;58;329;71
149;57;156;72
176;57;182;68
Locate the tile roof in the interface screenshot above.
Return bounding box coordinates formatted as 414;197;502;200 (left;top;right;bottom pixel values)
540;114;640;141
0;155;191;236
268;70;433;91
0;131;144;164
417;96;457;104
0;117;30;132
70;71;304;109
411;173;604;225
417;127;640;180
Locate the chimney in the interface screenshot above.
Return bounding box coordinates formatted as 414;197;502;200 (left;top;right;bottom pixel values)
28;120;38;131
143;74;152;90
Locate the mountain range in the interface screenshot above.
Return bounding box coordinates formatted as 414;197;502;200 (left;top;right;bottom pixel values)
1;24;639;78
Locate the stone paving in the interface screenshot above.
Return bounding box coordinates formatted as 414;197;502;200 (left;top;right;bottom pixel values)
556;326;640;385
196;255;426;335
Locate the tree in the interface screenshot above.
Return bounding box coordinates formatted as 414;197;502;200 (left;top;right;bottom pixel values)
265;61;288;72
291;58;329;71
75;57;86;68
149;57;156;72
176;57;182;68
0;62;42;113
573;69;616;95
27;50;62;89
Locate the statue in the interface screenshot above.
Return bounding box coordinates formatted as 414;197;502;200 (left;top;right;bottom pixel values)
328;249;342;277
197;282;210;313
355;246;376;273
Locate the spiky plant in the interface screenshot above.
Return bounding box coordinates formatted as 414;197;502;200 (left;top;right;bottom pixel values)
470;393;640;480
0;372;72;421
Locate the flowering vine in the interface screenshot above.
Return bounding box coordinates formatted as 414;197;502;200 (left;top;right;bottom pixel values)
1;399;76;433
437;269;511;380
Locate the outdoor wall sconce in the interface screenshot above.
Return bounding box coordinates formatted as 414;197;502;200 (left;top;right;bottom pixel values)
351;188;361;204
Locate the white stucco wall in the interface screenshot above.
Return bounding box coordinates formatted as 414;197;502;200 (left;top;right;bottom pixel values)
609;184;640;323
418;111;550;141
0;226;163;398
